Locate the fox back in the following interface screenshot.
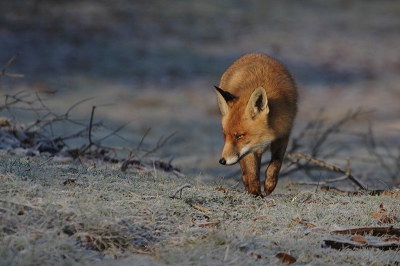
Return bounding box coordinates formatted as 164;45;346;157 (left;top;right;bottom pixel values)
215;53;297;196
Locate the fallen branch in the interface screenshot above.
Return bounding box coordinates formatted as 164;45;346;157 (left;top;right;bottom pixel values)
192;203;211;213
169;183;191;198
324;226;400;251
330;226;400;236
323;238;399;251
292;217;316;228
294;175;348;186
288;152;366;190
319;186;400;198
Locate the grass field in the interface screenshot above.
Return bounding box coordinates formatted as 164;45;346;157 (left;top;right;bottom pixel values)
0;153;399;265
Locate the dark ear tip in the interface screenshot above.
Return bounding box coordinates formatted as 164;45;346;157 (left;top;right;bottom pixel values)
215;86;238;102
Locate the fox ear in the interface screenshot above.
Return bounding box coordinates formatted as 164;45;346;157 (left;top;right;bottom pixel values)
214;86;237;116
246;86;269;119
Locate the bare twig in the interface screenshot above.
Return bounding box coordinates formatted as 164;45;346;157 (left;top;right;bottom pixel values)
65;98;94;117
294;174;349;186
97;121;132;143
141;131;178;159
288;152;366;190
279;157;301;173
0;52;24;78
169;183;191;198
365;123;400;186
307;108;371;157
137;127;151;150
88;106;96;146
192;203;211;213
78;106;97;154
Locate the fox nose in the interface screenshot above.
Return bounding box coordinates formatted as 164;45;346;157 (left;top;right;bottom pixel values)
219;158;226;165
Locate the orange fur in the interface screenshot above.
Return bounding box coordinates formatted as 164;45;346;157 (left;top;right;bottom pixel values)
215;53;297;196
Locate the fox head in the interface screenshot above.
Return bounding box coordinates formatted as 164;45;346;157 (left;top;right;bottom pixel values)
215;86;275;165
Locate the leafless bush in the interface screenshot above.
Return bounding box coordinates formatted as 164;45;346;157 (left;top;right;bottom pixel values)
365;124;400;187
0;53;181;176
284;108;399;189
287;108;370;158
283;108;370;178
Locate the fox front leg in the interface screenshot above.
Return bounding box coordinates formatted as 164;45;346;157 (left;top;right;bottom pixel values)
239;152;262;196
264;137;289;195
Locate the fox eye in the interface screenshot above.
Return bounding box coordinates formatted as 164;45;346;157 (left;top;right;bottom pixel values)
235;134;245;141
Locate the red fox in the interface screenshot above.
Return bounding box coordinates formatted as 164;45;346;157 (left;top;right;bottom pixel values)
215;53;297;196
